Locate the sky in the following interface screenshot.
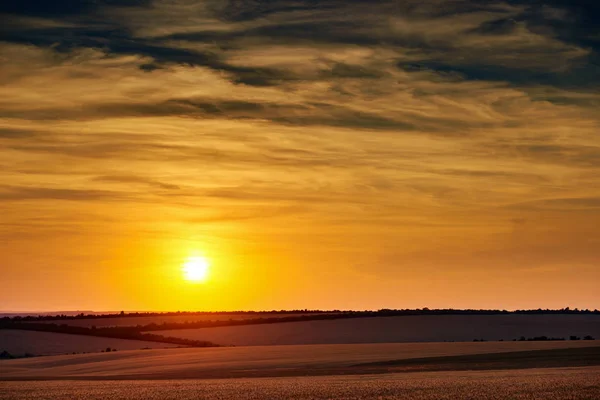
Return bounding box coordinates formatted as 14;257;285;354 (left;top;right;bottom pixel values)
1;0;599;312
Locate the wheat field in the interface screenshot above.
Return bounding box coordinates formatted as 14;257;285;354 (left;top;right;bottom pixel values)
1;367;598;400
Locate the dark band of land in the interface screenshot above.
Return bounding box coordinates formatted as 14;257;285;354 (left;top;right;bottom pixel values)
3;345;599;381
352;346;600;373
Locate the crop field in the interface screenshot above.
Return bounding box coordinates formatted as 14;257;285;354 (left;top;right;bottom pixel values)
154;314;600;345
2;341;599;380
0;330;180;357
1;367;599;400
23;313;333;328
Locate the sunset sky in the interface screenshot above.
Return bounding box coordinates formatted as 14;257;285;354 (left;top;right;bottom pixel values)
1;0;599;312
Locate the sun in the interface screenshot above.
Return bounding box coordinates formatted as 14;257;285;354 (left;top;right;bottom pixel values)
182;256;210;282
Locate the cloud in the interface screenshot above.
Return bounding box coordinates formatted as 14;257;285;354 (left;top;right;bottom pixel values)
508;196;600;211
2;0;597;90
0;185;124;202
0;1;147;18
92;175;181;190
0;0;599;275
0;128;40;138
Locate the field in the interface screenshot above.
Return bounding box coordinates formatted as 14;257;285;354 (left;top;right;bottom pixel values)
154;314;600;345
0;330;180;357
1;367;599;399
2;340;599;380
4;315;600;399
3;340;599;399
22;313;332;328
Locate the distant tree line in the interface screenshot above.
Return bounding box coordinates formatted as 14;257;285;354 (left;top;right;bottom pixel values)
0;350;15;359
1;308;598;346
3;307;599;323
473;335;596;342
3;309;334;322
0;350;35;359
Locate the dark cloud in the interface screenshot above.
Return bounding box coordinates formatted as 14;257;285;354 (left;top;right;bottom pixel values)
2;25;290;86
212;0;506;23
209;0;600;48
2;25;207;63
321;63;384;79
213;0;333;22
2;0;599;90
508;1;600;49
468;18;520;36
0;0;151;18
397;61;587;88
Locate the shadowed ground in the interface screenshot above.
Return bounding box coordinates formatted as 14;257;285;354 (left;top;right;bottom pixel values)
2;341;599;380
353;346;600;373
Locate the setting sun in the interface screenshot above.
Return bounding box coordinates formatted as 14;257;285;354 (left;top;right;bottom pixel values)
182;256;210;283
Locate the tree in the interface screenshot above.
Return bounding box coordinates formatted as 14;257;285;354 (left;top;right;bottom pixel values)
0;350;14;359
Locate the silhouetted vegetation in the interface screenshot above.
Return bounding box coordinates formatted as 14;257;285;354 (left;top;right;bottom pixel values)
102;347;118;352
515;336;568;341
0;350;35;359
489;335;596;342
3;307;598;324
1;308;597;347
2;309;336;322
524;336;566;341
0;350;14;359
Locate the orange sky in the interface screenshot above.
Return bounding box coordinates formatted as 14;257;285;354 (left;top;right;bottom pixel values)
1;0;599;311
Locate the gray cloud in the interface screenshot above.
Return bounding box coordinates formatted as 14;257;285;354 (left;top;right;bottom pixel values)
2;0;598;90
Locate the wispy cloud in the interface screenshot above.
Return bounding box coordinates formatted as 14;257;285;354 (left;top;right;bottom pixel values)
1;0;599;309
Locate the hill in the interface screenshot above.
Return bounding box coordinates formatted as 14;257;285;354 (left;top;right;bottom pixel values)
2;340;599;380
154;314;600;346
0;330;181;357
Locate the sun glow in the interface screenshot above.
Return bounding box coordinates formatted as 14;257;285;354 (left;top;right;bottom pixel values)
182;256;210;282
